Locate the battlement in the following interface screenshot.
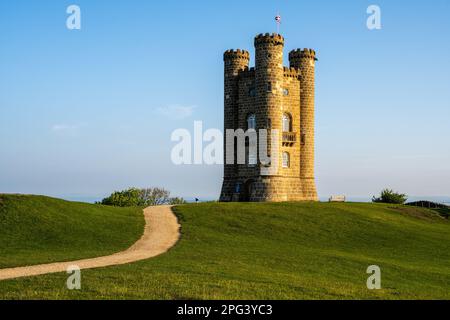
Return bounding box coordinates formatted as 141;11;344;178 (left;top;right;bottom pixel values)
224;49;250;61
254;33;284;46
240;66;255;78
283;66;300;78
289;48;318;61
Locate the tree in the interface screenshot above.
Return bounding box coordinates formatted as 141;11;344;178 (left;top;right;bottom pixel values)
169;197;187;205
140;188;170;206
372;189;407;204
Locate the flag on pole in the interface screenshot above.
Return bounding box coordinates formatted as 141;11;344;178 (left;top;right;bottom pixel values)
275;14;281;33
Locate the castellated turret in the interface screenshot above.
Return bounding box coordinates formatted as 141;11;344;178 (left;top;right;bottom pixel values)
220;33;318;202
289;48;318;200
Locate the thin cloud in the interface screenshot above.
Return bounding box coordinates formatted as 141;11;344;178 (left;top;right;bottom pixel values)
51;123;86;134
51;124;77;131
391;155;436;160
155;105;196;120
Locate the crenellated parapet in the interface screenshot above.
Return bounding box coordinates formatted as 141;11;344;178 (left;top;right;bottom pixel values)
254;33;284;46
289;48;318;62
240;66;255;78
283;66;300;78
223;49;250;61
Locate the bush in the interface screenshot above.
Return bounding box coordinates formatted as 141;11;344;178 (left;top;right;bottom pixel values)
372;189;407;204
100;188;143;207
100;187;186;207
169;197;188;205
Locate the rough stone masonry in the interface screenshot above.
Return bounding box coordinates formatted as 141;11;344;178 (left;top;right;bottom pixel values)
219;33;318;202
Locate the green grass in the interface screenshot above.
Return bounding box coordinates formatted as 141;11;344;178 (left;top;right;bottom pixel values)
1;200;449;299
0;194;144;268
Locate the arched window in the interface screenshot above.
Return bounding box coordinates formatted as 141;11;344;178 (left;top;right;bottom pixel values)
282;113;292;132
247;114;256;130
282;152;290;168
248;152;257;166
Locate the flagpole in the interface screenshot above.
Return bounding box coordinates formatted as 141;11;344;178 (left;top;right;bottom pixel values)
275;0;281;34
275;13;281;34
277;15;280;34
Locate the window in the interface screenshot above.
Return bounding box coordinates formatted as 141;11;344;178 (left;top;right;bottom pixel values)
282;113;292;132
301;133;306;145
248;152;257;166
248;87;256;97
282;152;290;168
266;82;272;92
247;114;256;130
283;88;289;96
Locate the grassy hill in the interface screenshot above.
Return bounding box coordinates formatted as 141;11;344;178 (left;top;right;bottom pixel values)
0;194;144;268
1;200;449;299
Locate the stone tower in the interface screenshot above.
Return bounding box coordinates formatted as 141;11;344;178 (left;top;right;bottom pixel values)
289;48;318;200
219;33;318;202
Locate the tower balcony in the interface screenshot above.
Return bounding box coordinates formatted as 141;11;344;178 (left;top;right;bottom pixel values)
282;132;296;146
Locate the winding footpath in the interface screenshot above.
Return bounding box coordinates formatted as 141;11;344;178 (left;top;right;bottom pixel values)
0;205;180;281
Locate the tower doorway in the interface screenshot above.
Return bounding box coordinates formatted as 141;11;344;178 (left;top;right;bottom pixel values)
241;179;255;202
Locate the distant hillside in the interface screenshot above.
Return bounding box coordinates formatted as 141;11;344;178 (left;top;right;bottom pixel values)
0;194;144;268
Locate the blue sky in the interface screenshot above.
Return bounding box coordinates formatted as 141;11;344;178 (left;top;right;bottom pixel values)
1;0;449;202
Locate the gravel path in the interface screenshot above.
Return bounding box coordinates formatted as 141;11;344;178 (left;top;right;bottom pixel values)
0;205;180;281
